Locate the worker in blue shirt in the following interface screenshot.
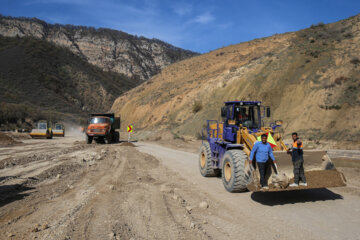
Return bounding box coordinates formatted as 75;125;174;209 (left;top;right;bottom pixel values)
249;134;276;189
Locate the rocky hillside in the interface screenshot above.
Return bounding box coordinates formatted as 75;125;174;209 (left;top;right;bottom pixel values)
112;14;360;142
0;35;137;130
0;16;197;81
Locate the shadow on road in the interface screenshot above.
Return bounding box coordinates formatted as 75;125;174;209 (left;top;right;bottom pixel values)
0;182;35;208
251;188;343;206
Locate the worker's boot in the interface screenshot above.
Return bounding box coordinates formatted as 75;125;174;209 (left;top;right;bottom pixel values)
289;183;299;187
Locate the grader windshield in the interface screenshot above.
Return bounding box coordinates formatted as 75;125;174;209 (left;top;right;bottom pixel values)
38;122;47;129
234;104;261;129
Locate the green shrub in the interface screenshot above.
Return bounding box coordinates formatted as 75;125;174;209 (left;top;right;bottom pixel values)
172;132;184;140
195;132;203;140
350;57;360;65
319;104;342;110
334;76;349;85
192;101;203;113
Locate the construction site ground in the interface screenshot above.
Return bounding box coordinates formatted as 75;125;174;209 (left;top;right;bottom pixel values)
0;133;360;240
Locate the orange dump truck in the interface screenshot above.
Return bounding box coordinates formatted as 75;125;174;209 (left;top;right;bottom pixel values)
86;113;120;144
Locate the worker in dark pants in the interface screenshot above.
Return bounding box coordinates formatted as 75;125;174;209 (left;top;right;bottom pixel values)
249;134;276;190
288;132;307;187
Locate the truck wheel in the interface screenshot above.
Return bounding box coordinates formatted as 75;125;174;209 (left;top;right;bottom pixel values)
46;131;53;139
86;135;93;144
221;150;252;193
199;142;220;177
114;132;120;143
105;135;112;144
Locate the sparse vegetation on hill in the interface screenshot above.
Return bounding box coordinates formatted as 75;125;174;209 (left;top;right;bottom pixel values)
112;14;360;142
0;36;138;129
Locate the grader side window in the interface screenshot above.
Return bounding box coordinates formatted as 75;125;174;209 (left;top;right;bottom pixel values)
235;105;261;129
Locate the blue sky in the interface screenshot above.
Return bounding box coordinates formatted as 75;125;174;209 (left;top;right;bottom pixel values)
1;0;359;53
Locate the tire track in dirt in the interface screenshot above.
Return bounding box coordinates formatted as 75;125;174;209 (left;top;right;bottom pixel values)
3;137;358;239
0;139;104;239
137;142;360;240
68;147;127;240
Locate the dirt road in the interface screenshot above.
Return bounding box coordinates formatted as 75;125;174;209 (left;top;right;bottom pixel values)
0;136;359;240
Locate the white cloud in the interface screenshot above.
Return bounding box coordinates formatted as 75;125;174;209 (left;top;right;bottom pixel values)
193;12;215;24
172;2;192;16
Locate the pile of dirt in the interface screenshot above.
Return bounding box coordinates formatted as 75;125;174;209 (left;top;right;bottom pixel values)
27;163;83;184
120;142;137;147
6;132;31;141
0;132;20;145
296;169;346;188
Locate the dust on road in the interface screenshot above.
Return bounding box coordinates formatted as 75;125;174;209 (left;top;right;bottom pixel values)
0;136;359;240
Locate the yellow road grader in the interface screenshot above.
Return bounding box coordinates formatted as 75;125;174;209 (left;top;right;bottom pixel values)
30;120;53;139
199;101;346;192
53;122;65;137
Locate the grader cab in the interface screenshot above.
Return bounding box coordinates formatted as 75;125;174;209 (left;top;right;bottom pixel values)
199;101;346;192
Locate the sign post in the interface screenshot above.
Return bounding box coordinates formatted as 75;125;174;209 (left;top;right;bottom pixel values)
127;125;133;142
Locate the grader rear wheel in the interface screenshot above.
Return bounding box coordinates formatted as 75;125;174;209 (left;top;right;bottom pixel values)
221;150;252;192
199;142;220;177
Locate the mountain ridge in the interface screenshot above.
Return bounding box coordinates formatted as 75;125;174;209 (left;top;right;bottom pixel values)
0;15;198;81
0;35;137;129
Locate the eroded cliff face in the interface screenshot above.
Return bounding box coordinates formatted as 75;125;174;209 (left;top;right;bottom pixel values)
0;16;197;81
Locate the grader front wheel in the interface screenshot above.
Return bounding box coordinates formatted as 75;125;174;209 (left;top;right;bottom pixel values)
221;150;252;192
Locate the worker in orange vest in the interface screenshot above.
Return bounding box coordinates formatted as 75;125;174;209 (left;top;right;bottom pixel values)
288;132;307;187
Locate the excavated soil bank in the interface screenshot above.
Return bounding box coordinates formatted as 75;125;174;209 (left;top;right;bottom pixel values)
7;132;31;141
0;132;20;145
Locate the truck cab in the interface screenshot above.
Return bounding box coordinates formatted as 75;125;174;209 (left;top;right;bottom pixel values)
86;113;120;144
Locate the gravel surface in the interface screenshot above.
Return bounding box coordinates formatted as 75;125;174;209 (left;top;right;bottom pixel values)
0;136;359;240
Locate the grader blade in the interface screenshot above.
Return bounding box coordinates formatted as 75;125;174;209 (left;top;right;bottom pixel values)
248;151;346;192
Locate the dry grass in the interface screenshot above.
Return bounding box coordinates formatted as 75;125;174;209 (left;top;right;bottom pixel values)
112;14;360;141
